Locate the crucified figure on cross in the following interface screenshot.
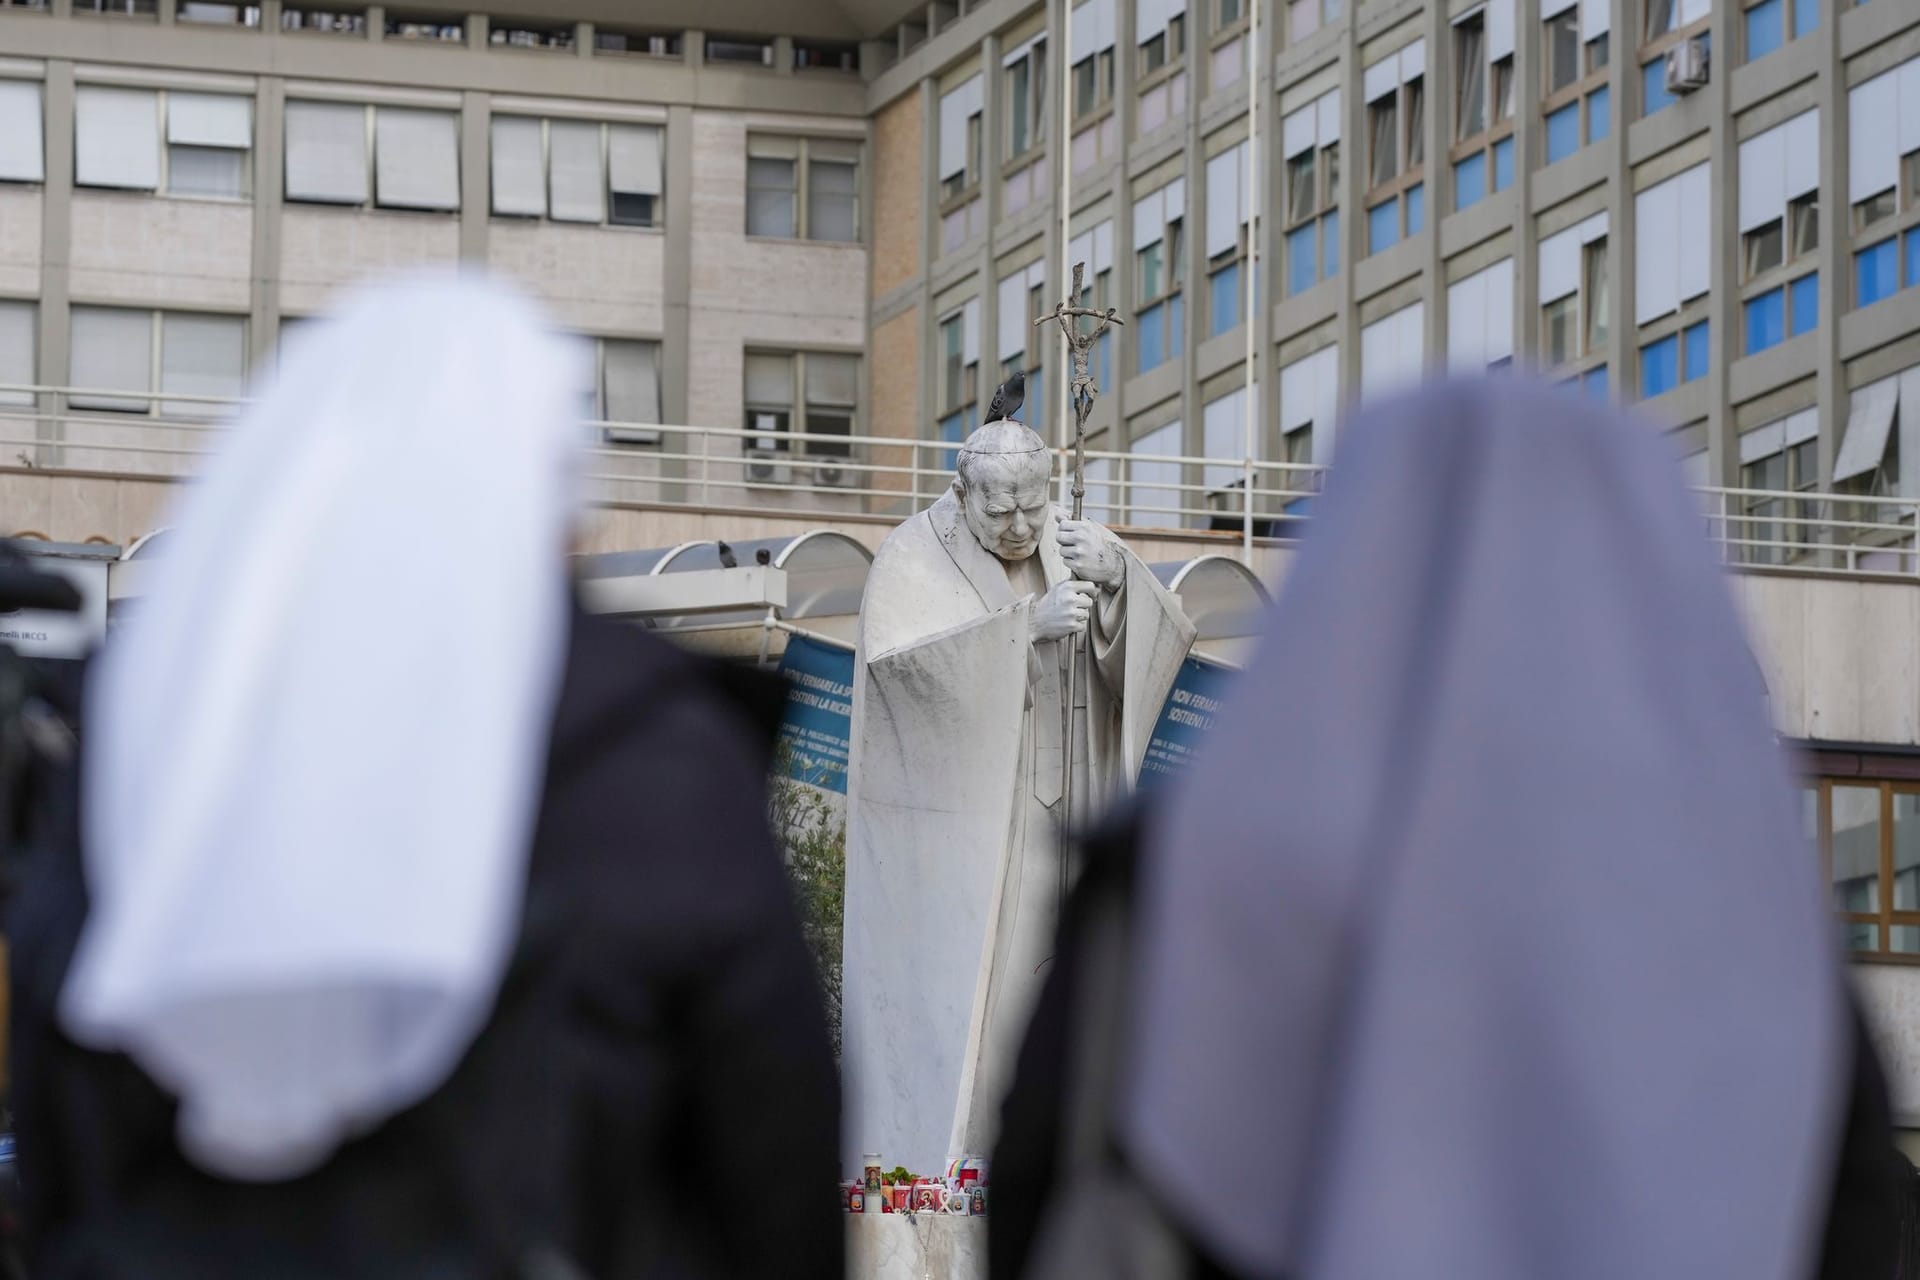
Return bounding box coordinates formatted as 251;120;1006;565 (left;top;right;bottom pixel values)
1034;261;1126;522
1032;260;1125;906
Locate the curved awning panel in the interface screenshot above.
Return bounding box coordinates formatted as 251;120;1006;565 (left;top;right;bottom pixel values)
1149;554;1271;641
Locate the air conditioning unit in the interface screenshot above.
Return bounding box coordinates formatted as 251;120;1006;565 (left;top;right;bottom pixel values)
1664;36;1709;95
812;459;854;488
746;437;790;486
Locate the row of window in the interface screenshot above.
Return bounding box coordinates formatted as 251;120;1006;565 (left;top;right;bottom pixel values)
926;45;1919;402
0;299;672;437
0;295;866;465
0;82;865;242
929;0;1889;272
15;2;848;71
943;346;1909;540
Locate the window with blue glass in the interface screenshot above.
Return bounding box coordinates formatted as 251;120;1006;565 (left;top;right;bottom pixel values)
1543;5;1612;169
995;282;1049;436
1641;60;1675;115
1744;0;1783;59
1744;288;1786;354
1205;142;1251;338
1452;9;1515;212
1843;142;1920;310
1134;189;1185;374
1640;318;1708;397
1848;133;1920;309
1368;200;1400;253
1363;50;1424;255
1640;333;1678;396
1284;131;1340;295
1454;151;1487;211
1856;238;1897;306
936;308;977;438
1545;104;1581;164
1682;319;1709;381
1582;365;1608;400
1738;111;1821;352
1743;0;1815;61
1208;258;1239;337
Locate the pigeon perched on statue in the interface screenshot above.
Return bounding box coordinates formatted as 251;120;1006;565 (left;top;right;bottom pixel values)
985;370;1026;423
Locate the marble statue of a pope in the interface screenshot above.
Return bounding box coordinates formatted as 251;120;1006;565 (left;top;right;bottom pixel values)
842;419;1195;1174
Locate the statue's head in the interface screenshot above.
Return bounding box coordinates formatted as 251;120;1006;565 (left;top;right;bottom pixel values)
953;420;1052;562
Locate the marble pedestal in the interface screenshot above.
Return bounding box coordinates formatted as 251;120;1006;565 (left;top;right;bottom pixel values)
847;1212;987;1280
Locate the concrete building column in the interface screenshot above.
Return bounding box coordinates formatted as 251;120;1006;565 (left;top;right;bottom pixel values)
978;31;1002;415
1419;4;1445;369
1813;0;1845;487
36;60;75;460
1705;0;1737;476
916;78;938;444
662;104;694;427
250;77;285;370
458;90;489;262
1603;0;1632;433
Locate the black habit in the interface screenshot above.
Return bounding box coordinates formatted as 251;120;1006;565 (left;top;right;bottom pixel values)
7;607;843;1280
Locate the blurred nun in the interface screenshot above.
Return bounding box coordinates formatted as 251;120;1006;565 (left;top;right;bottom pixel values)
7;275;841;1278
995;378;1901;1279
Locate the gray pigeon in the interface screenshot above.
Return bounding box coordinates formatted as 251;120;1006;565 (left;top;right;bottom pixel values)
985;370;1026;423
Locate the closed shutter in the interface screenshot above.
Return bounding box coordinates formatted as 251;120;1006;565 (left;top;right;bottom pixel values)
167;92;252;148
70;307;154;413
0;300;35;408
75;86;160;190
374;107;459;211
547;120;604;223
159;313;247;417
608;124;662;196
745;353;794;407
490;116;545;217
0;81;46;183
603;340;661;425
285;101;369;204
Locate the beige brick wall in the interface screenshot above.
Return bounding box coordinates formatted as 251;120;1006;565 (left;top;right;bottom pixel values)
279;207;459;315
867;305;919;498
486;221;666;337
685;110;866;429
69;193;250;310
869;93;921;301
0;189;41;298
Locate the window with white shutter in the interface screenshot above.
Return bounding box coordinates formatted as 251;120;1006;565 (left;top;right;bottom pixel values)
0;81;46;184
0;300;36;408
166;92;252;199
70;307;247;415
285;100;370;204
75;86;160;191
374;107;459;211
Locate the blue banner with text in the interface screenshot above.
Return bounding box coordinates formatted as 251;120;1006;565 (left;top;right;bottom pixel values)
1140;656;1235;785
776;634;856;794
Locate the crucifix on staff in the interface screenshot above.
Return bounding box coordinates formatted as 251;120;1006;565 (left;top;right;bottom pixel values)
1035;261;1126;526
1033;260;1126;896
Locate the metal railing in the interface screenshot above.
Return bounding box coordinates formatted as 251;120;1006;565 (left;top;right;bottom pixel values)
4;383;1918;577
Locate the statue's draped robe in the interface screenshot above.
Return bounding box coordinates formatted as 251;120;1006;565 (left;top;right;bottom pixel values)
842;491;1194;1173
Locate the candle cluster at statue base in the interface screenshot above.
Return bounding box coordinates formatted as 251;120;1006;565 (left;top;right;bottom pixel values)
844;1154;989;1217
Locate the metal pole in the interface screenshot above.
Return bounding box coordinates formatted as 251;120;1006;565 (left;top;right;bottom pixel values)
1241;0;1260;565
1057;0;1074;503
